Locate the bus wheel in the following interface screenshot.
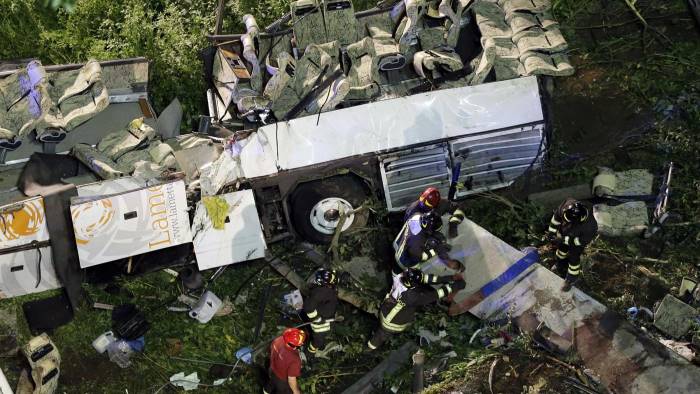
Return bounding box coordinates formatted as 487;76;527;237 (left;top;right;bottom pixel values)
290;175;370;244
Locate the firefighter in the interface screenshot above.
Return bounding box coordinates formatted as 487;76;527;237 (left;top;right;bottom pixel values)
393;210;463;276
367;268;465;350
544;198;598;291
405;187;466;238
264;328;306;394
303;268;338;355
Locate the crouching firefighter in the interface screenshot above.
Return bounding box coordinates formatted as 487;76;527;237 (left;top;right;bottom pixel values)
303;268;338;355
545;198;598;291
367;268;465;350
394;210;463;276
264;328;306;394
405;187;466;238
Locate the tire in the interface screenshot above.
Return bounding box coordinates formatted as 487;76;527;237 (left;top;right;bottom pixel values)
289;175;370;244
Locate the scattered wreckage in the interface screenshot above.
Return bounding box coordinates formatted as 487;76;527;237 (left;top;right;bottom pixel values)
0;0;575;302
0;0;698;393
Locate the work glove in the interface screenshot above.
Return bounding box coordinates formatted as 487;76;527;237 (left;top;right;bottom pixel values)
426;237;440;251
448;221;459;238
542;231;557;243
445;258;464;272
452;279;466;292
452;273;464;281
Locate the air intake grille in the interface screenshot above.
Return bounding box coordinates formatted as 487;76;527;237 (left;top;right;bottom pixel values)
379;144;451;211
450;124;545;197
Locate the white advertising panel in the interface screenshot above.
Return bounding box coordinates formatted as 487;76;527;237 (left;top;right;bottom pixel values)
0;197;61;298
71;180;192;268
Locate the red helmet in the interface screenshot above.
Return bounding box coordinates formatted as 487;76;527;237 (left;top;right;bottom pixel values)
419;187;441;209
283;328;306;348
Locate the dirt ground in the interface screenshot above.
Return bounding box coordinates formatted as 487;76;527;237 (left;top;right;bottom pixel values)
1;1;698;394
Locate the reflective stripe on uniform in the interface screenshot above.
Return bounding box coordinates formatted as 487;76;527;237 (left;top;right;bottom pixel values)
422;274;437;284
548;226;558;233
381;301;409;332
556;249;568;259
437;284;452;299
574;237;582;246
308;343;318;353
449;209;465;223
550;216;561;226
563;236;570;245
367;340;377;350
311;321;331;333
421;249;437;261
306;310;318;319
394;221;410;263
567;263;581;276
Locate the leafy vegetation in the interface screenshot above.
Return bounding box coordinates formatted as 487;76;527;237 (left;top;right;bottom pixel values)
1;0;699;393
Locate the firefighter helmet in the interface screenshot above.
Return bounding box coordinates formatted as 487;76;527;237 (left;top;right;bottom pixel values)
419;187;441;209
314;268;337;286
283;328;306;348
563;200;588;223
401;268;423;288
420;210;442;231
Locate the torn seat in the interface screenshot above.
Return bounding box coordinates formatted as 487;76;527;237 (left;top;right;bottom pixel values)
520;51;573;77
506;10;558;35
366;22;407;71
344;38;381;101
593;201;649;237
0;60;53;140
397;0;429;48
592;167;655;199
291;0;327;53
499;0;552;15
413;47;464;79
472;1;512;39
512;27;568;54
53;59;109;132
445;0;475;48
323;0;358;46
264;52;301;119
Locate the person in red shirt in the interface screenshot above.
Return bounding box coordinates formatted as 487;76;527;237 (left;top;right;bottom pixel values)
264;328;306;394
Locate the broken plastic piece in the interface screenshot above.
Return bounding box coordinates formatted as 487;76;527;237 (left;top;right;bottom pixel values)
169;372;200;391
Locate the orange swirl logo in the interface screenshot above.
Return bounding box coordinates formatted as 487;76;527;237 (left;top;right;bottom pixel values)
0;201;44;241
72;200;116;245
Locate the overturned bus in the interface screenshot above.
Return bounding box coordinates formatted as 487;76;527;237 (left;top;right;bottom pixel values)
0;0;573;300
204;0;573;244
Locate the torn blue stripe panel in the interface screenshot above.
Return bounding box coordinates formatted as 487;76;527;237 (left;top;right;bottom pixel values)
480;250;539;298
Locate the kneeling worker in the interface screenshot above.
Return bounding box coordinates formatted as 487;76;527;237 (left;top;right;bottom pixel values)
264;328;306;394
303;268;338;355
405;187;466;238
367;268;465;350
544;198;598;291
394;210;463;275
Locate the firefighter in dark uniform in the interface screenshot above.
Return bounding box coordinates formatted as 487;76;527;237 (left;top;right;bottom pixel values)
545;198;598;291
367;268;465;350
303;268;338;355
393;210;463;276
405;187;466;238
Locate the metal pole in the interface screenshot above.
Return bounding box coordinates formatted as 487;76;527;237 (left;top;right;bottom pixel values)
411;348;425;393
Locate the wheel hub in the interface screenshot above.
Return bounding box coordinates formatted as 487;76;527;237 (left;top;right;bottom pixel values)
309;198;355;235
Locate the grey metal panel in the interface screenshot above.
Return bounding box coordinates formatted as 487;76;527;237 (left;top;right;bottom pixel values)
380;144;451;211
451;124;545;197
